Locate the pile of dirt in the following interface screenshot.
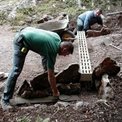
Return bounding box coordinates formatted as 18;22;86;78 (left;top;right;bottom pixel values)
105;14;122;29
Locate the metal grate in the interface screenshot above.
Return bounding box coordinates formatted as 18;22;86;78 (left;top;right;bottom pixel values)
77;31;92;81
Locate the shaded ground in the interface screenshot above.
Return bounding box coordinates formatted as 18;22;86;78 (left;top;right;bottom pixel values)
0;15;122;122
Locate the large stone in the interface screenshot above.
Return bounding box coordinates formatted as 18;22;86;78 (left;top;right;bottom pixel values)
56;63;81;84
18;63;81;98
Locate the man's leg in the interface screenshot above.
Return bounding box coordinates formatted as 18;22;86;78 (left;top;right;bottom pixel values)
1;36;28;110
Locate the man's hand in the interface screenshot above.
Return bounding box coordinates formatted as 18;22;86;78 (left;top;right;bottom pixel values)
48;69;60;97
52;88;60;97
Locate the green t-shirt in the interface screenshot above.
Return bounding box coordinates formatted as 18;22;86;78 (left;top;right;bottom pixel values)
20;27;61;70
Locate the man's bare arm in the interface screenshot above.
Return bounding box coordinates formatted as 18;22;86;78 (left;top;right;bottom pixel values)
48;69;60;96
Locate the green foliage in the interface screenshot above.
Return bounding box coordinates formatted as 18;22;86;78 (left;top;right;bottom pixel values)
17;116;31;122
64;0;76;7
64;6;85;19
35;115;43;122
17;7;36;16
16;115;50;122
2;0;122;26
10;13;26;26
35;115;50;122
0;11;7;25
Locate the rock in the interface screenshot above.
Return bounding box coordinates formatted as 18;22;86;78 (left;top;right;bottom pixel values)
18;64;81;98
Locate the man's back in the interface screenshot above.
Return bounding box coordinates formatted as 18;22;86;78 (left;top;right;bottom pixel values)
78;11;94;21
20;27;61;55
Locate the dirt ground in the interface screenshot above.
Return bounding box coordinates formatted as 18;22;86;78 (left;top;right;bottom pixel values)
0;16;122;122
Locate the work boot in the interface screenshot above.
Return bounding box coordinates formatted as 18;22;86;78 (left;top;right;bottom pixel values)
1;99;13;111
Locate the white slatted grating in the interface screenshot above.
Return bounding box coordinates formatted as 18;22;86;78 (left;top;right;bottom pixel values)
77;31;92;81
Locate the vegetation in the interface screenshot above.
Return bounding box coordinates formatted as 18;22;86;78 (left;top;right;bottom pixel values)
17;115;50;122
0;11;7;25
0;0;122;25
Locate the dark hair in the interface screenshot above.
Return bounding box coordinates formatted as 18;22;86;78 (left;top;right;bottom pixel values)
98;9;102;14
61;41;74;54
96;8;102;14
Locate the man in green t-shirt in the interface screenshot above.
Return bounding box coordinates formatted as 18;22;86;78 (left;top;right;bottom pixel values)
1;27;74;111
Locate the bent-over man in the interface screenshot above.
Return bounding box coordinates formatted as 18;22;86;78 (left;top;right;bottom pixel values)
77;8;104;32
1;27;74;111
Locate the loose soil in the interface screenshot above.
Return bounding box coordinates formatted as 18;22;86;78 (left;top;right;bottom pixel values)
0;20;122;122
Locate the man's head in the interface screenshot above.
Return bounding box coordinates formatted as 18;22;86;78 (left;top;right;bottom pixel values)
95;8;103;16
58;41;74;56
